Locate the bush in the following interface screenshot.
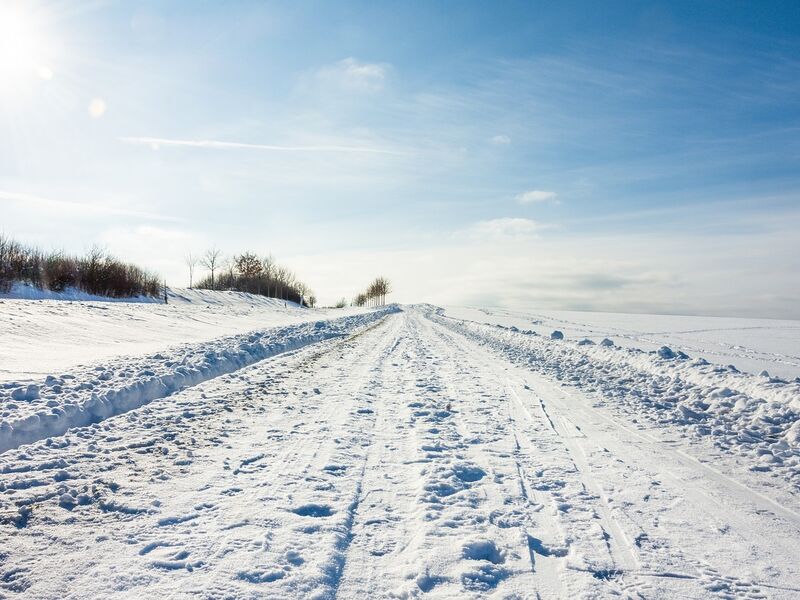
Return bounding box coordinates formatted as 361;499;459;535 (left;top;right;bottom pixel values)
0;234;161;299
195;251;311;305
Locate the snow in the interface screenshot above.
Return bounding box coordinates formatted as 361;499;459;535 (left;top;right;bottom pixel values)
0;287;368;384
0;305;397;453
0;302;798;598
446;306;800;380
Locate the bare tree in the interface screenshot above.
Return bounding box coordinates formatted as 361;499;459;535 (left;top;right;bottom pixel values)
261;255;275;297
200;247;222;290
352;276;391;308
184;253;198;288
296;282;309;307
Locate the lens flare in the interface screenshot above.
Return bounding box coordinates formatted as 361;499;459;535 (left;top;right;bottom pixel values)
0;3;54;84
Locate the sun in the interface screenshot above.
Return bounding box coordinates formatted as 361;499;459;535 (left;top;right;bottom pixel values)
0;2;54;83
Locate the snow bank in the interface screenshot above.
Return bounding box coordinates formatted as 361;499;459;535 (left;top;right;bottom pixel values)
431;309;800;487
0;306;399;453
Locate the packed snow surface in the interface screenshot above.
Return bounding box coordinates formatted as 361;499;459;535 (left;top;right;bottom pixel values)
0;302;798;598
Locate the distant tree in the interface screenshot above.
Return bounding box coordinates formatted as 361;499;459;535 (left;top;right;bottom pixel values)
194;248;311;305
351;276;391;307
234;252;263;294
261;255;275;297
235;252;263;279
335;297;347;308
296;282;310;307
184;252;198;288
200;247;222;290
308;294;317;308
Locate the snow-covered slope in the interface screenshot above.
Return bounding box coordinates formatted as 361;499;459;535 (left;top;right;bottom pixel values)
445;306;800;380
0;288;366;383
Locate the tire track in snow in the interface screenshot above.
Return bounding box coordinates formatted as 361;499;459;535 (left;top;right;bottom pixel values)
228;314;405;598
426;312;795;598
411;315;581;598
0;313;402;599
0;308;398;454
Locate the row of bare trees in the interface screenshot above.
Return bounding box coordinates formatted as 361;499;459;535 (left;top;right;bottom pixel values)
0;234;160;298
186;248;315;307
352;277;391;307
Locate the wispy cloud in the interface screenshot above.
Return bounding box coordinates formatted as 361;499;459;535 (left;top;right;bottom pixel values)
460;217;543;240
0;190;179;222
490;134;511;145
316;57;390;92
516;190;558;204
120;137;408;156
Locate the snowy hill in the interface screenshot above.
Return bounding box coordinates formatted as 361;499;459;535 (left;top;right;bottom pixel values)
0;287;365;383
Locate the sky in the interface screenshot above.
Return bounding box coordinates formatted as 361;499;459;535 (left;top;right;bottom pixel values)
1;0;799;317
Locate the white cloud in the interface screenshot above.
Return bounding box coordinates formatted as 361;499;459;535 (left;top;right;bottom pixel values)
461;217;542;240
490;134;511;145
516;189;557;204
316;57;389;92
120;136;406;156
286;216;800;319
0;189;178;222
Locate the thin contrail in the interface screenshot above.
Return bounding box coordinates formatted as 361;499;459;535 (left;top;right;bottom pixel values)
120;137;408;156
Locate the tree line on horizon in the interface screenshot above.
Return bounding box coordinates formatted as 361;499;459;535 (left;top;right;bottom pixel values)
0;234;160;298
0;233;387;310
352;277;391;307
185;248;316;307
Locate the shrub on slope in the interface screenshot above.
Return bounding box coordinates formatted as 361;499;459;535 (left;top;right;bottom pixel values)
0;235;160;298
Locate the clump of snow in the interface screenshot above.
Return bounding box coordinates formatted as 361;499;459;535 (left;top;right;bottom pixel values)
550;330;564;340
577;338;595;346
658;346;676;359
785;420;800;448
600;338;614;347
10;385;39;401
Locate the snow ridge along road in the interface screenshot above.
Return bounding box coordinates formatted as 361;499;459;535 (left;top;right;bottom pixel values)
0;306;398;454
432;309;800;493
1;306;798;598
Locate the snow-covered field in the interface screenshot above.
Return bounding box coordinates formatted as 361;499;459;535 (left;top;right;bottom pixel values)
446;306;800;381
1;298;799;598
0;287;367;383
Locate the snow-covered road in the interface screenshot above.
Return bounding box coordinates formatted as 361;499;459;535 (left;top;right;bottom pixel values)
1;307;799;599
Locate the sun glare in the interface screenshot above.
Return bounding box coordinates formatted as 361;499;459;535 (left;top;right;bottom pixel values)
0;3;54;84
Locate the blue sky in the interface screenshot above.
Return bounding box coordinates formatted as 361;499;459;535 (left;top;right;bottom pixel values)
1;0;799;316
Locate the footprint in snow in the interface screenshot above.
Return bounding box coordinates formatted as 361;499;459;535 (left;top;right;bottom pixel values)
291;503;333;518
